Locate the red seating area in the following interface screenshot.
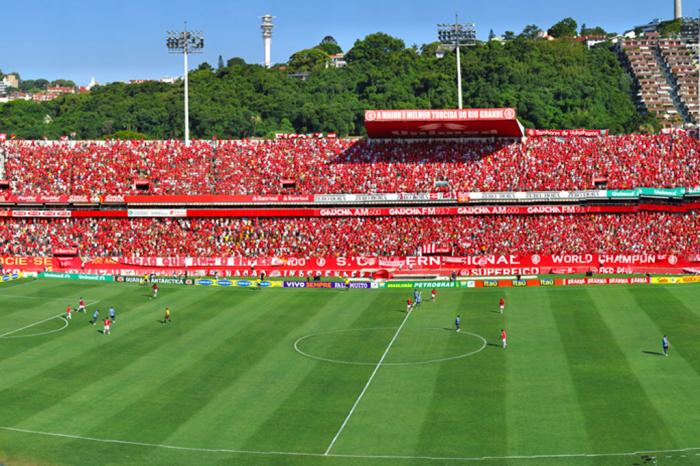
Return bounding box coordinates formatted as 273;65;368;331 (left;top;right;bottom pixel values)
1;213;698;257
3;134;700;195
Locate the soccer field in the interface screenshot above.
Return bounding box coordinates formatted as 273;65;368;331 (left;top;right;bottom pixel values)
1;279;699;466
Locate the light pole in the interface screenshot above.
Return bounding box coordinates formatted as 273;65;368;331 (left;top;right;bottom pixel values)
438;15;476;109
167;25;204;146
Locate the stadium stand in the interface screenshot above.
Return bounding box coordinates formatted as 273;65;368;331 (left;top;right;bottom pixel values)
3;134;700;195
1;213;698;257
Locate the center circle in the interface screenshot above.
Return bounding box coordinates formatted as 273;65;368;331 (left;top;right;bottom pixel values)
294;327;486;366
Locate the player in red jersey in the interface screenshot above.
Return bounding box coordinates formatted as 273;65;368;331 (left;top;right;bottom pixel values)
78;297;86;313
103;318;111;335
406;298;413;313
65;305;72;321
501;329;507;349
431;289;437;302
499;297;505;314
152;283;158;299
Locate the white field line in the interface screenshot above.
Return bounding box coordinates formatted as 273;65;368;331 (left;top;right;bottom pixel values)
0;314;67;338
324;308;413;455
0;300;99;339
0;426;699;463
0;316;69;339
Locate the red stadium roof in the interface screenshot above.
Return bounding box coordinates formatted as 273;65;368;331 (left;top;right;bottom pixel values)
364;108;525;139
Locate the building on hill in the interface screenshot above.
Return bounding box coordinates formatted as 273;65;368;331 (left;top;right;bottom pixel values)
620;32;699;127
2;74;19;89
326;53;347;69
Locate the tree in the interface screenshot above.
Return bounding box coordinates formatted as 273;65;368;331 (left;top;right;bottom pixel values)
580;25;607;36
51;79;76;87
317;42;343;55
503;31;516;41
217;55;225;70
226;57;247;67
488;29;496;41
288;48;330;72
346;32;405;64
548;18;578;38
196;62;214;72
520;24;542;40
317;36;342;55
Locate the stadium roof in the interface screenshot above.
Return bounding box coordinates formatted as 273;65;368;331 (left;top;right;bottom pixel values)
364;108;525;139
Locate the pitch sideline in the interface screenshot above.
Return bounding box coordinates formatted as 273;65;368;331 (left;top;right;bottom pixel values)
0;425;699;463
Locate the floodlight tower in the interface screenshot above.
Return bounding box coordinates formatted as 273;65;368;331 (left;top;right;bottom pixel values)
166;24;204;146
438;15;476;109
261;15;275;68
676;0;683;20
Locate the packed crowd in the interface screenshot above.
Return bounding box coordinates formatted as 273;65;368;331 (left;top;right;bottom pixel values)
2;134;700;195
1;212;698;257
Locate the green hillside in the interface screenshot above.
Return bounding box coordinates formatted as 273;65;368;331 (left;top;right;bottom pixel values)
0;33;650;139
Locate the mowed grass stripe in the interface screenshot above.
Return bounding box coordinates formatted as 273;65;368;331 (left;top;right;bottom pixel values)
0;283;199;388
158;290;393;453
628;286;700;376
408;290;507;457
14;288;266;435
0;280;106;325
589;286;700;449
237;290;406;453
504;288;590;456
549;287;676;452
321;289;464;456
57;290;340;464
0;282;135;361
0;286;229;427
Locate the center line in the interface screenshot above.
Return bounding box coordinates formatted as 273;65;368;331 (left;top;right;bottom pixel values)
324;308;414;455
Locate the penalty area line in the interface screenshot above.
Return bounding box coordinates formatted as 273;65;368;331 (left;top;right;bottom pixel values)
0;426;699;463
0;300;99;339
0;313;67;338
324;307;414;455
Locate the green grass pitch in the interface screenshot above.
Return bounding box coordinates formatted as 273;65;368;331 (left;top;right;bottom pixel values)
1;278;699;466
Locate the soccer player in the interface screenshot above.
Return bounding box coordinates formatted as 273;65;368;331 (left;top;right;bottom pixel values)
406;298;413;313
431;289;437;302
109;306;116;322
65;305;72;321
78;297;86;313
413;289;419;304
499;297;505;314
152;283;159;299
662;335;670;356
103;317;111;335
455;315;461;332
90;309;99;325
416;291;422;306
163;307;171;324
501;329;507;349
344;278;350;290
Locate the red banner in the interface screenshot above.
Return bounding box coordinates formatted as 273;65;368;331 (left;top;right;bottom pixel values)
526;129;609;137
52;248;78;256
124;194;315;204
2;254;696;277
1;204;700;219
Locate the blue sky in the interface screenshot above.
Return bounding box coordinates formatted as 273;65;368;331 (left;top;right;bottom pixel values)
1;0;697;85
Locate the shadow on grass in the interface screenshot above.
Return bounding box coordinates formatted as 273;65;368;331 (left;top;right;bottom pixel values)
487;343;500;348
642;350;665;356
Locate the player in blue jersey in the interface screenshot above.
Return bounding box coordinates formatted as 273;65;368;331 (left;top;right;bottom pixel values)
455;315;461;332
109;306;116;322
416;291;422;306
90;309;99;325
662;335;670;356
